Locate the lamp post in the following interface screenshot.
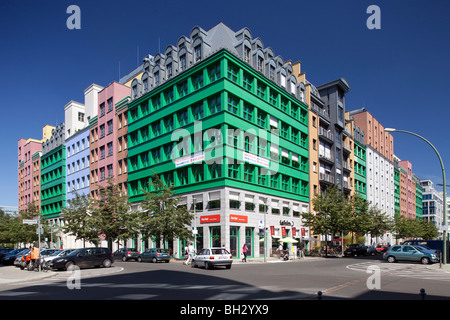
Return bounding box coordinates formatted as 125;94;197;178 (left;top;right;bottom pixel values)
385;128;447;265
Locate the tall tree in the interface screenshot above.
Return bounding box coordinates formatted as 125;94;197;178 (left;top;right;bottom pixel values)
366;206;394;244
90;178;137;249
137;174;194;249
62;192;99;247
302;185;353;247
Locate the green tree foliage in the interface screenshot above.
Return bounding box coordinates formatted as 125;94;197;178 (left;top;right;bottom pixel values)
90;178;137;249
137;174;194;249
62;192;99;247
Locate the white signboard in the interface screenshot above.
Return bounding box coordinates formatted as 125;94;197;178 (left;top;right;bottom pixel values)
175;152;204;168
243;152;270;168
23;219;38;225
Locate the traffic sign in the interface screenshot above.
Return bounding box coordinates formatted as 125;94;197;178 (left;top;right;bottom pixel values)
23;219;38;225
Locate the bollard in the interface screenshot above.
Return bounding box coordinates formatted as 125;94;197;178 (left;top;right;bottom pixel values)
317;291;322;300
419;288;426;300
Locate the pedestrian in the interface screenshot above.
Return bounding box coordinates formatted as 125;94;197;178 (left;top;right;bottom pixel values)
185;242;195;265
242;244;248;262
183;246;188;265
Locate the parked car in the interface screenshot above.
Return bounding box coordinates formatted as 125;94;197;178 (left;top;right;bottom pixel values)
344;244;367;257
50;247;114;271
42;249;76;263
137;248;170;263
0;248;12;260
376;245;389;253
14;249;31;267
383;245;439;264
191;247;233;270
113;248;140;261
1;248;28;265
366;245;378;255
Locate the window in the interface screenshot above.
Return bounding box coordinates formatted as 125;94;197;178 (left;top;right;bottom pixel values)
107;142;113;157
209;63;221;82
192;164;204;182
154;71;160;86
151;149;161;164
107;120;113;135
228;163;239;179
167;63;173;78
195;45;202;61
208;163;221;179
165;88;174;104
243;104;253;122
180;54;187;70
244;164;254;183
227;94;238;114
208;95;221;114
107;98;113;113
78;112;85;122
178;168;188;185
257;111;266;128
107;164;113;178
257;83;266;99
100;167;105;181
193;104;204;120
164;116;173;132
192;72;204;90
243;73;253;91
99;146;105;160
99;124;105;138
227;64;238;82
99;103;105;117
178;109;188;127
178;81;188;98
152;122;161;137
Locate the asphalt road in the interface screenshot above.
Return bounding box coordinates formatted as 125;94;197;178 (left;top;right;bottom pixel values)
1;255;450;302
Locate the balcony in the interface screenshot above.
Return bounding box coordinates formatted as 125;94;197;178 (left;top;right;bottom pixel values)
319;172;334;184
318;127;333;143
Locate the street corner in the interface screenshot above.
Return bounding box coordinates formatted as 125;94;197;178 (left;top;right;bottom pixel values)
0;266;57;284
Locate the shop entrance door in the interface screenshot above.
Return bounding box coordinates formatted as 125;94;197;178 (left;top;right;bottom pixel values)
230;226;239;258
245;227;254;258
210;226;221;247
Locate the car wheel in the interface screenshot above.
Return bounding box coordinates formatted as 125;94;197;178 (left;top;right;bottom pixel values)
122;256;127;262
205;262;212;270
137;256;142;263
226;264;231;269
152;257;157;263
421;257;431;265
103;259;112;268
191;260;197;268
65;261;75;270
387;256;396;263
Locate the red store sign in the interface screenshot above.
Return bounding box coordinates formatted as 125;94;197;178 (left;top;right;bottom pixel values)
230;214;248;223
200;214;221;224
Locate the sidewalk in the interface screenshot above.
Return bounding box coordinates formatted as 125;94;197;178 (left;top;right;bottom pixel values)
426;262;450;272
0;265;57;285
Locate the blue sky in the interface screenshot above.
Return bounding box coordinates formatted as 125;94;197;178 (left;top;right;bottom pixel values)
1;0;449;207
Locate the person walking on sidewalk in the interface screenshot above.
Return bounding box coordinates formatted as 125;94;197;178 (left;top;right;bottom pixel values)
185;242;195;265
242;244;248;262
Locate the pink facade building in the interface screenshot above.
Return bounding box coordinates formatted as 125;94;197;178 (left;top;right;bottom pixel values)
91;82;130;198
18;125;55;212
399;159;415;219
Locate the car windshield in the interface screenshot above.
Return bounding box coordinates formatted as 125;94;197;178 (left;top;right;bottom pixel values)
414;245;432;252
49;250;63;256
211;249;230;255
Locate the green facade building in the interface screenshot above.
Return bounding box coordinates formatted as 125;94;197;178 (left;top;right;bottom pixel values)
40;124;66;220
127;23;310;258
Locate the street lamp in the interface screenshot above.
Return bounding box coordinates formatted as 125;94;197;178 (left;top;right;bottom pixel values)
385;128;447;265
